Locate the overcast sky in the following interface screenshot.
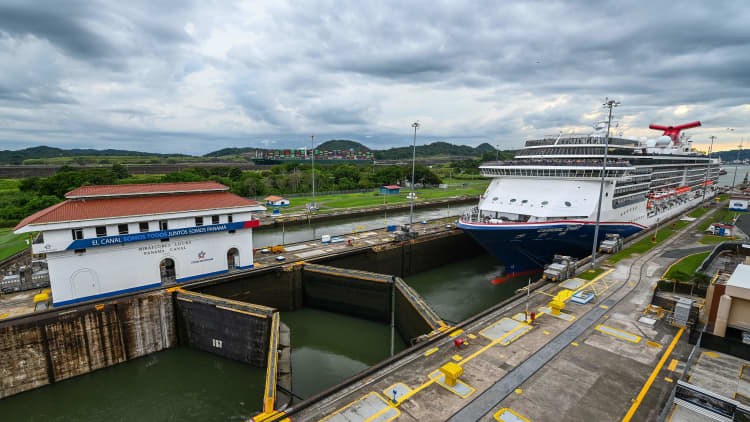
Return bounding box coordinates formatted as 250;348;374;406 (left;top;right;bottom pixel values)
0;0;748;155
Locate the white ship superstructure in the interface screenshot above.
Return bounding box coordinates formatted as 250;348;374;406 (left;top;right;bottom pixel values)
458;121;719;279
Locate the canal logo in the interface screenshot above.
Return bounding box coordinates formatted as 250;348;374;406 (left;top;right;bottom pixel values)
191;250;213;264
198;251;206;259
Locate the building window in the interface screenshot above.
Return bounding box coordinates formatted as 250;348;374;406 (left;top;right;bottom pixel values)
139;222;149;233
118;224;129;235
96;226;107;237
71;228;83;240
212;215;220;225
195;217;203;226
228;215;233;223
159;220;168;231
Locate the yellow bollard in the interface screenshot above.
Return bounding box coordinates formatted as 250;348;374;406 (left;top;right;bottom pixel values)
547;289;573;315
440;362;463;387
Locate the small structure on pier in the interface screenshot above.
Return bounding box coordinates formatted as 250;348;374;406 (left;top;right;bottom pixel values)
380;185;401;195
729;195;750;212
264;195;290;207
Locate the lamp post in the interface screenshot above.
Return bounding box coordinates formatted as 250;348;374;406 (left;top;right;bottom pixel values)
409;122;419;228
702;136;716;202
311;135;316;210
590;98;619;270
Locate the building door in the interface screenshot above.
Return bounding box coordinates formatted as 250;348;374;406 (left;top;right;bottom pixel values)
160;258;176;284
227;248;239;271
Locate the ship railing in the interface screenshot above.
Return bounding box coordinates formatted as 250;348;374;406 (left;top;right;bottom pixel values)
524;137;637;147
481;159;632;167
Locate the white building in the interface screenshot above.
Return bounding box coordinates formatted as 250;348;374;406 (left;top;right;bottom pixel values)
729;196;750;212
264;196;290;207
14;181;265;307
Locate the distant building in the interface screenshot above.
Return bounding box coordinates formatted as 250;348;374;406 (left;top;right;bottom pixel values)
729;196;750;212
264;196;290;207
13;182;265;307
707;263;750;337
707;223;734;237
380;185;401;195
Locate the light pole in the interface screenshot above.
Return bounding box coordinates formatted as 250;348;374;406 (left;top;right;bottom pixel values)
496;144;500;161
702;136;716;202
311;135;316;210
409;122;419;229
590;98;619;270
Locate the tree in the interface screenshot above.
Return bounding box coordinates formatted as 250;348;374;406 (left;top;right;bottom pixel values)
111;163;130;179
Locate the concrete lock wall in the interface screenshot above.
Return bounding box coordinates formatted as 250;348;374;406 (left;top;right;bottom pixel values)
174;290;275;367
315;230;485;278
301;264;392;322
0;291;176;399
192;265;303;311
394;278;444;344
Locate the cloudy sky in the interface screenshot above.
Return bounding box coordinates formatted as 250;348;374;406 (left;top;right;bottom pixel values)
0;0;748;155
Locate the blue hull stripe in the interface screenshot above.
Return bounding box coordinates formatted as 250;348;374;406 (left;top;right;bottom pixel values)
53;282;163;307
458;220;643;273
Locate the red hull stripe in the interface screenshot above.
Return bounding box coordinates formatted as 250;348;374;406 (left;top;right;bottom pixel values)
491;269;543;285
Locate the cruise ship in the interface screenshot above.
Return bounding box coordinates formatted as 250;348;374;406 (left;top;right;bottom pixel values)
458;121;719;281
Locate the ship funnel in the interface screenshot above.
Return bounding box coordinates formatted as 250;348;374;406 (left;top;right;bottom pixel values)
648;121;701;145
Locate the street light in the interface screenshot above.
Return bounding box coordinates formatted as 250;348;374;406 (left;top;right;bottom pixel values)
311;135;316;210
409;122;419;229
590;98;619;270
702;136;716;202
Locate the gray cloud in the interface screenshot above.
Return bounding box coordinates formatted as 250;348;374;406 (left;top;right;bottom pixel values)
0;0;748;154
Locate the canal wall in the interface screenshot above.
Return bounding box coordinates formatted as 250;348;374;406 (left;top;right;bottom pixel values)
0;290;176;399
174;290;276;367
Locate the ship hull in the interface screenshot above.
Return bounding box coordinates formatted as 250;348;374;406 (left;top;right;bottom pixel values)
457;220;645;275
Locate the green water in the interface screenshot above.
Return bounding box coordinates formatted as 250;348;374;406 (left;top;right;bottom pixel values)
281;308;407;399
0;348;266;422
404;254;530;323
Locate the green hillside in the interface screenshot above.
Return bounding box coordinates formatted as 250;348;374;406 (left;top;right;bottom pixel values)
0;146;188;165
316;140;370;151
374;142;489;160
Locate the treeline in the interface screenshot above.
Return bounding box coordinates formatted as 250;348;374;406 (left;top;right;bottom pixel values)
1;162;442;227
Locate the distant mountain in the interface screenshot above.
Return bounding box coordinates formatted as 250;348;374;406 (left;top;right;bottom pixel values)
374;141;492;160
0;146;186;165
316;140;370;152
712;149;750;162
203;147;256;157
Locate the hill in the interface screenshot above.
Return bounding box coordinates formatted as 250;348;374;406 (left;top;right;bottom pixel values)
203;147;256;157
712;149;750;162
316;140;370;152
0;146;187;165
374;142;490;160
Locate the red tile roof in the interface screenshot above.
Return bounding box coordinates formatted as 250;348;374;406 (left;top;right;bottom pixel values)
65;181;228;198
15;192;261;230
383;185;401;189
264;196;284;201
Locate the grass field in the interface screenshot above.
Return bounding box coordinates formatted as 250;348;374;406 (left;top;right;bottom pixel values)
0;228;29;261
286;184;488;211
687;207;710;218
608;228;676;264
663;252;710;281
696;209;746;232
578;268;605;280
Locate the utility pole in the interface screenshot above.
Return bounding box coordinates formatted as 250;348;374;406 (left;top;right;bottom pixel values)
409;122;419;229
732;138;743;191
702;136;716;202
311;135;316;211
590;98;619;270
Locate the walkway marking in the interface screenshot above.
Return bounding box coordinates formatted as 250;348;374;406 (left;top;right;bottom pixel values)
452;355;463;362
449;329;464;338
424;347;439;357
571;342;579;347
668;359;678;371
468;334;477;339
704;351;719;358
665;377;673;383
318;392;399;422
645;341;662;349
539;307;576;321
383;383;412;403
621;328;683;422
599;305;609;309
595;325;641;343
494;408;531;422
572;268;616;297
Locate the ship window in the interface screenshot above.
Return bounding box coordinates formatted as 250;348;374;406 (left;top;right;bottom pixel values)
95;226;107;237
521;200;528;203
541;201;549;206
564;201;572;207
510;198;517;203
492;197;498;201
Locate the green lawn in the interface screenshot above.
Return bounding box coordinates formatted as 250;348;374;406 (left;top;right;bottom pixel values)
608;228;676;264
696;209;745;232
286;185;487;211
698;235;733;245
0;228;30;261
578;268;605;280
663;252;710;281
687;207;709;218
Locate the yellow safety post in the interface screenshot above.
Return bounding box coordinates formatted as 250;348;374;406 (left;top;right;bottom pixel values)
33;292;49;303
547;289;573;315
440;362;463;387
